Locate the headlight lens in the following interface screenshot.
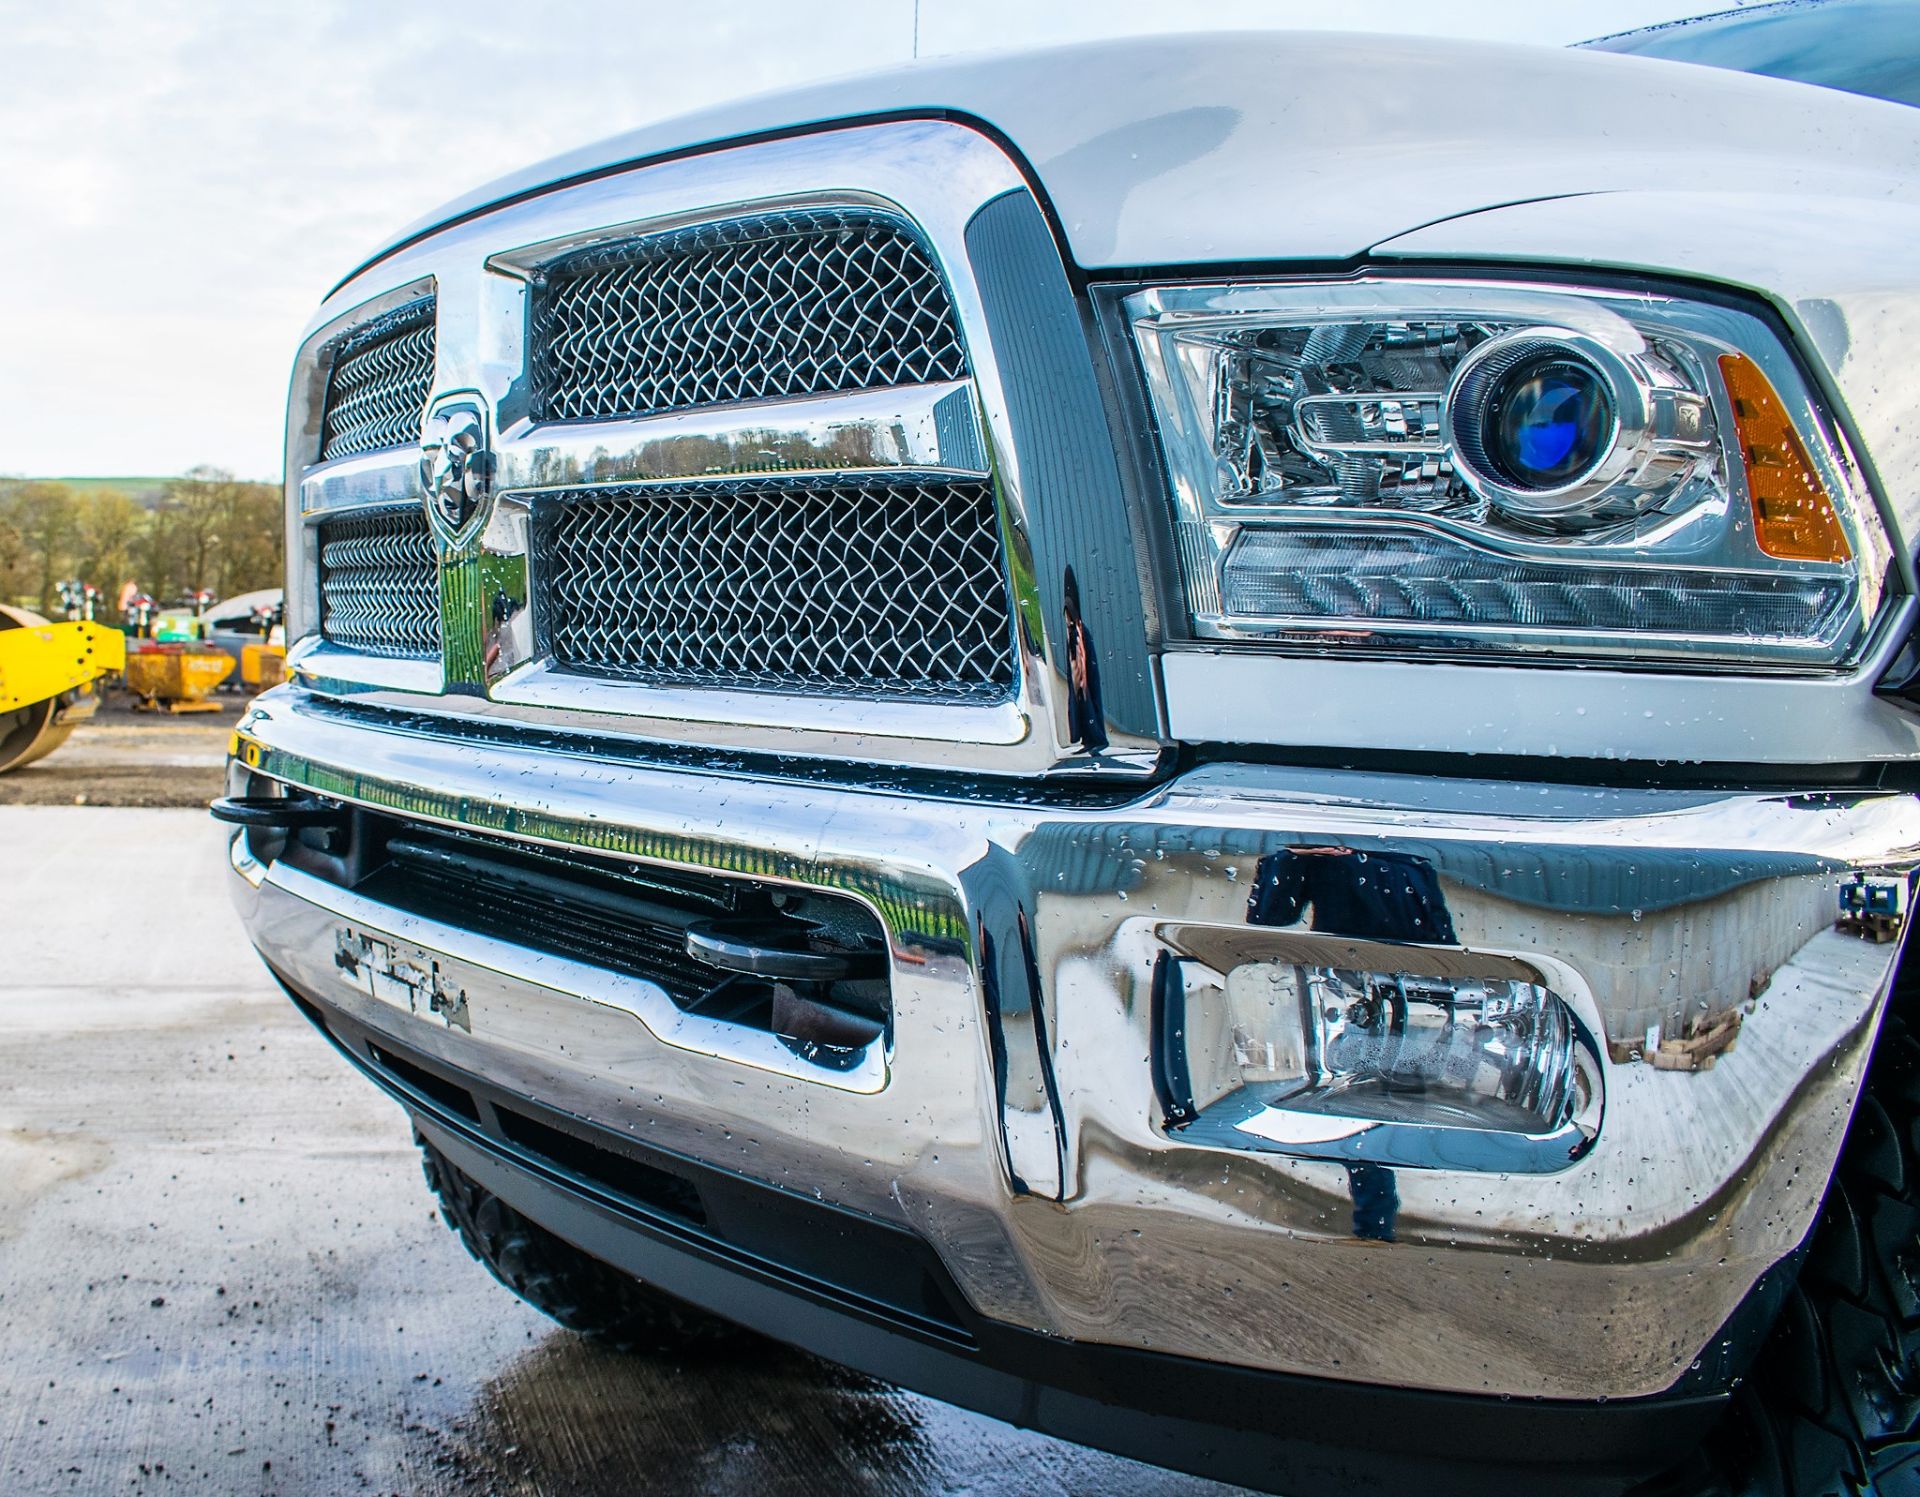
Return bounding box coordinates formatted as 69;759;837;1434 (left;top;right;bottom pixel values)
1481;349;1613;490
1127;278;1887;668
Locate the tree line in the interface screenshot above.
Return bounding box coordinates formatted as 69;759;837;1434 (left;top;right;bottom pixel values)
0;469;282;620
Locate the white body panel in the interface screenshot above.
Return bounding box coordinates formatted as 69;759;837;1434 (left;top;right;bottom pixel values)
360;33;1920;276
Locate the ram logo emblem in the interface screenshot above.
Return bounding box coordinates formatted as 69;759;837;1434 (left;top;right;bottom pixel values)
419;392;496;544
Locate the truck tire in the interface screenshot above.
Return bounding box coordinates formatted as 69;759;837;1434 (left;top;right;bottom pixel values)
1655;991;1920;1496
416;1131;744;1354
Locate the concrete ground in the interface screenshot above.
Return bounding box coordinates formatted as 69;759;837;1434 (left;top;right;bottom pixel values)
0;806;1249;1497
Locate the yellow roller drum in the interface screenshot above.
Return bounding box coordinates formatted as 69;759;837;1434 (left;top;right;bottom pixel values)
0;605;126;773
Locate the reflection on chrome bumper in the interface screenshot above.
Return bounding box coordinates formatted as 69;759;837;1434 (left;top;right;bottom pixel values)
227;688;1920;1401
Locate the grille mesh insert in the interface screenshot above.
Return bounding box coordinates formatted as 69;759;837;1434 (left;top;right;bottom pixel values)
317;507;441;659
531;210;968;423
533;479;1013;700
319;299;436;460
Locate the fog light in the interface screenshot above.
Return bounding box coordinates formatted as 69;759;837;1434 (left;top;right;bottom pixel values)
1257;966;1580;1127
1163;958;1603;1172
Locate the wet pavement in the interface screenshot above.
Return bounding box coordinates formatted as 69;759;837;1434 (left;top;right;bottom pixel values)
0;808;1253;1496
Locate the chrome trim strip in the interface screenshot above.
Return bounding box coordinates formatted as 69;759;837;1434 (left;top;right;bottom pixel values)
299;378;991;517
262;860;888;1094
287;637;444;697
299;450;421;515
485;665;1031;747
495;380;988;492
1161;608;1920;763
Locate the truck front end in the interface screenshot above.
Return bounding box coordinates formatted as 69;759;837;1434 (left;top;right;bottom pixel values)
221;34;1920;1493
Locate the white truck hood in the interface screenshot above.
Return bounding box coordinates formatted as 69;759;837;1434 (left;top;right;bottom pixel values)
347;29;1920;286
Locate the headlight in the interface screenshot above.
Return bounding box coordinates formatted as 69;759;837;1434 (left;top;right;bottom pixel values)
1126;278;1889;669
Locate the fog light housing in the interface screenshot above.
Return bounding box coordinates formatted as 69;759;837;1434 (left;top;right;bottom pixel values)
1160;957;1603;1173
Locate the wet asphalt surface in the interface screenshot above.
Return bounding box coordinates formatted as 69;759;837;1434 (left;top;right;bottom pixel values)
0;806;1254;1496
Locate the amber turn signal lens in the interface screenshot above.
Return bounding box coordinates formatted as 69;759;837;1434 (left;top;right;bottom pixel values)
1720;353;1851;563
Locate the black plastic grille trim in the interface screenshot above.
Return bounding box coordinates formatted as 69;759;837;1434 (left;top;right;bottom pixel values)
532;478;1015;701
319;298;436;461
369;839;723;1003
366;1042;480;1122
325;1019;970;1341
316;506;441;659
495;1108;709;1227
530;209;968;423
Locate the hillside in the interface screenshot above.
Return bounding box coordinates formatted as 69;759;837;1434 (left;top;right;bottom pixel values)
33;476;176;507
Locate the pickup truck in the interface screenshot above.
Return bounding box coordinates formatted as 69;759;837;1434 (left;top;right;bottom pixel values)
218;11;1920;1493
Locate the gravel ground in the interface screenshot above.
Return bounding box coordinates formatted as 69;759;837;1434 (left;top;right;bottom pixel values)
0;807;1251;1497
0;689;239;808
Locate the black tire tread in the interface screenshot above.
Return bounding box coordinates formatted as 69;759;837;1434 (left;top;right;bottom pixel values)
416;1130;740;1354
1689;1005;1920;1495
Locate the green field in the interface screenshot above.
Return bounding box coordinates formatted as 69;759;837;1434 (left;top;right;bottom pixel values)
34;476;176;505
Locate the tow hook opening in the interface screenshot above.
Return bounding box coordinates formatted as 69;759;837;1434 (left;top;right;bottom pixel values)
685;915;891;1063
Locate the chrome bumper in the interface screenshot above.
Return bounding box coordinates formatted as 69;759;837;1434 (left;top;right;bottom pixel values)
226;688;1920;1401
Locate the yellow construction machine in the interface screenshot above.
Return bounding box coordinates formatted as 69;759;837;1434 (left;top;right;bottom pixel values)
0;605;126;773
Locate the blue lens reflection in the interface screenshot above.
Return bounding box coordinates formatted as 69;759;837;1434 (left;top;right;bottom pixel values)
1515;379;1585;471
1488;358;1612;490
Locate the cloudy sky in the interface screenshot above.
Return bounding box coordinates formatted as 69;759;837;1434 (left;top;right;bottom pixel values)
0;0;1727;481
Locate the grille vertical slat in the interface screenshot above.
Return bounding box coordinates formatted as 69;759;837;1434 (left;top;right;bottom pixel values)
320;299;437;461
531;210;968;424
533;479;1014;700
317;508;441;659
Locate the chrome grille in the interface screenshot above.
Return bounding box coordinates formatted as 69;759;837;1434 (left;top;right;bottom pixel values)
533;479;1013;700
319;299;436;460
530;210;968;423
317;507;441;659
